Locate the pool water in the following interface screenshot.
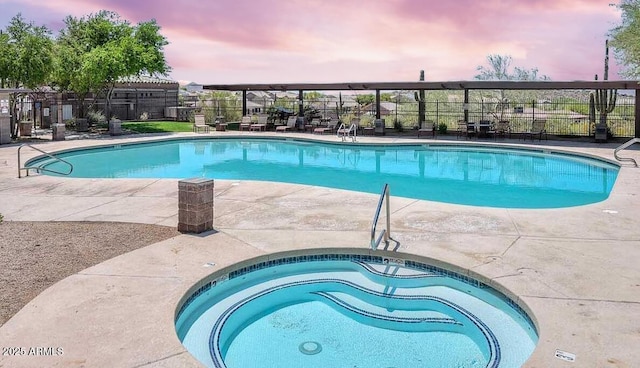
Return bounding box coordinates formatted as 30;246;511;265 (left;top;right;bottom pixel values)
175;254;538;368
31;138;619;208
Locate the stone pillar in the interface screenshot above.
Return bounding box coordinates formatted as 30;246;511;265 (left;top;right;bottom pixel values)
19;121;33;137
178;178;214;233
0;93;10;144
0;119;9;144
52;123;65;141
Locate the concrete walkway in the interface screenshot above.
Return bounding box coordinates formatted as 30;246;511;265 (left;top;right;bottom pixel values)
0;132;639;367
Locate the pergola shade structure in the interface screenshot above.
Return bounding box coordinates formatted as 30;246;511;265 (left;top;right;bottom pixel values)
203;80;640;138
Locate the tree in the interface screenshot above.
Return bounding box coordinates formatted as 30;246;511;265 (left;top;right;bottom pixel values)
380;93;394;102
355;94;375;106
6;15;54;90
0;14;54;137
303;91;323;101
53;10;170;118
474;54;550;121
475;54;550;81
0;31;12;88
609;0;640;78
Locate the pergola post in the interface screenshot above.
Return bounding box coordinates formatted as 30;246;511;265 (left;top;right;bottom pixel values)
298;90;304;116
635;90;640;138
375;90;381;120
242;90;247;115
464;88;469;123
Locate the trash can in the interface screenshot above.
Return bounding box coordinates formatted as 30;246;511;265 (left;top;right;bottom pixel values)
19;121;33;137
594;124;607;142
52;123;65;141
109;119;122;136
374;119;385;135
75;118;88;132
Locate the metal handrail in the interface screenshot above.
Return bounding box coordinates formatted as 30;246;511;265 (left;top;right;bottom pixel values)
337;123;357;142
613;138;639;167
370;183;391;250
18;143;74;178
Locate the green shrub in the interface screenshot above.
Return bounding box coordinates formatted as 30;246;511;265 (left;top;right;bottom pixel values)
438;123;448;134
64;118;76;130
87;110;106;124
393;119;404;132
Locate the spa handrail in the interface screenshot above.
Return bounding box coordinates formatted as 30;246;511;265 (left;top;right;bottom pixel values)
18;143;73;178
614;138;639;167
370;183;391;250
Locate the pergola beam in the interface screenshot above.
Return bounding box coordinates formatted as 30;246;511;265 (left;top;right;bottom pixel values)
204;80;638;91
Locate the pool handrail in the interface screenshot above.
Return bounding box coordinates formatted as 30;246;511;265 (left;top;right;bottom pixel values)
18;143;74;178
370;183;391;250
614;138;639;167
337;122;357;142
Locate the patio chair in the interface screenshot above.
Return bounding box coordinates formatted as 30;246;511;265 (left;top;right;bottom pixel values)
305;118;321;133
494;120;511;139
239;116;252;131
250;115;268;131
193;114;210;133
418;120;436;138
523;119;547;141
276;116;297;132
478;120;493;138
456;120;474;139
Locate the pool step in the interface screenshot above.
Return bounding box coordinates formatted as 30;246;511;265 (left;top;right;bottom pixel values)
315;290;463;333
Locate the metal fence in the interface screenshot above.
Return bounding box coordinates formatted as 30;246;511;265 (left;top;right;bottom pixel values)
202;89;636;138
407;100;635;138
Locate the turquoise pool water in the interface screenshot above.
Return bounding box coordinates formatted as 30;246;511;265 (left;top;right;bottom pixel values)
31;138;619;208
175;253;538;368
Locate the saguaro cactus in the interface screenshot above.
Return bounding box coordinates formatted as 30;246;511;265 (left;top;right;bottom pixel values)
588;92;596;125
415;70;426;127
594;88;617;126
592;39;616;131
588;91;596;135
335;92;344;122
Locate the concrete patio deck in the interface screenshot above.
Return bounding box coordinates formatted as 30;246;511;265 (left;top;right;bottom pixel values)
0;131;639;367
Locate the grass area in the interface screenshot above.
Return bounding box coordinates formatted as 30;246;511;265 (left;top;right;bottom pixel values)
121;121;193;133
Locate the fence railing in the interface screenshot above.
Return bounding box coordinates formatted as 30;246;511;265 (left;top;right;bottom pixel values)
198;91;637;138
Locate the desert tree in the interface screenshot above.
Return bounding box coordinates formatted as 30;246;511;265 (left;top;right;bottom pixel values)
53;10;170;119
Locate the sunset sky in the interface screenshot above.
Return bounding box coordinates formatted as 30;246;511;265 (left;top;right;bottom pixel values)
0;0;625;85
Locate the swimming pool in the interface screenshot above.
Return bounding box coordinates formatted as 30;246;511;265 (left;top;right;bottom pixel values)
175;251;538;368
29;137;619;208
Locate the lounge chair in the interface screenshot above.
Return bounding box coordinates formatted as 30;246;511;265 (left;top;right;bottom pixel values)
418;120;436;138
193;114;210;133
276;116;297;132
313;118;334;134
523;119;547;141
305;118;320;133
250;115;268;131
239;116;252;131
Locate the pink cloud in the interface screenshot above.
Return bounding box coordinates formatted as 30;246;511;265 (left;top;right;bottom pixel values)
0;0;626;83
